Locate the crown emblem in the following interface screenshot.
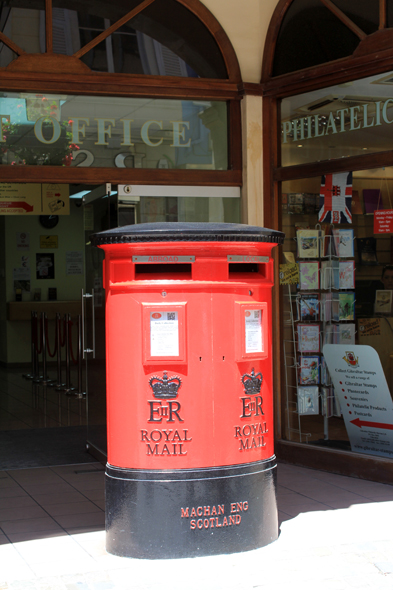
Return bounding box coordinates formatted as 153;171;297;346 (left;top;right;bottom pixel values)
241;368;263;395
149;372;182;399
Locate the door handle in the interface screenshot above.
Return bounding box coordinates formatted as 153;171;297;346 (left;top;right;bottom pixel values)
82;289;96;359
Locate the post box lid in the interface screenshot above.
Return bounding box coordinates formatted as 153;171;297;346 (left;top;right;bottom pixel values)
91;222;285;246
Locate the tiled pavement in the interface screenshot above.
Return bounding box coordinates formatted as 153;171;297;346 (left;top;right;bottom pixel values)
0;461;393;589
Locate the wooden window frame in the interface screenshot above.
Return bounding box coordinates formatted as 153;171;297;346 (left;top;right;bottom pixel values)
0;0;243;187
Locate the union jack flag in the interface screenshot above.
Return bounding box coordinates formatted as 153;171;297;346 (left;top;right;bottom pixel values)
319;172;352;224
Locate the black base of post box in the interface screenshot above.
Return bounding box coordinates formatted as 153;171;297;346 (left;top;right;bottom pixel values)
105;457;278;559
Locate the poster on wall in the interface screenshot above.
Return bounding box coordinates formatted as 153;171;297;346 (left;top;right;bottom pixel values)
36;253;55;279
66;251;83;275
41;184;70;215
40;235;58;249
13;260;30;293
323;344;393;459
16;232;30;250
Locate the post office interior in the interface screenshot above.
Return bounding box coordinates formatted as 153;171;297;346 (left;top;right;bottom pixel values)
0;183;242;461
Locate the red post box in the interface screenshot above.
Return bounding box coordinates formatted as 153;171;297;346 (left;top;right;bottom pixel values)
91;222;284;558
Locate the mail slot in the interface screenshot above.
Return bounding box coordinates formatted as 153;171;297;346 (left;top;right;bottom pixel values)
91;222;284;559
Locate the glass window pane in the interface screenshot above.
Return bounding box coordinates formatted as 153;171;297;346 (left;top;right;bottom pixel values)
0;92;228;170
0;1;228;78
281;71;393;167
52;0;227;78
273;0;379;76
119;195;240;224
0;1;46;67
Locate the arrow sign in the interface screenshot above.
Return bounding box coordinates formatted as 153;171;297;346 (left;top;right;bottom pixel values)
0;201;34;212
351;418;393;431
323;344;393;458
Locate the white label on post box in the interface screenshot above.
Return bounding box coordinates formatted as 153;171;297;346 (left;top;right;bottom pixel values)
245;309;262;353
133;256;195;263
150;311;179;356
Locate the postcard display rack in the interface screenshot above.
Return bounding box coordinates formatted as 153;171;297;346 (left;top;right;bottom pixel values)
283;226;355;442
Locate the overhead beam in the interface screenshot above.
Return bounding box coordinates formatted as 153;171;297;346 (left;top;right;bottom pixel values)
320;0;367;40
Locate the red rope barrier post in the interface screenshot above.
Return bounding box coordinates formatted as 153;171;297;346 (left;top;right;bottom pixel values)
40;312;55;386
33;312;44;383
56;314;67;391
62;314;76;394
73;315;86;399
53;313;66;390
46;313;57;359
23;311;38;380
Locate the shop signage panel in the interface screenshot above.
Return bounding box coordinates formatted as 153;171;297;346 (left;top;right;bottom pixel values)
0;183;69;215
358;318;381;336
0;183;41;214
323;344;393;459
280;70;393;167
374;209;393;234
41;184;70;215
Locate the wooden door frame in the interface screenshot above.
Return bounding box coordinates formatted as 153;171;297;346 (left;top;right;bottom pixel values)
262;0;393;482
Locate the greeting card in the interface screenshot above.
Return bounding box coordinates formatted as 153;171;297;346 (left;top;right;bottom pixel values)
297;229;320;258
339;292;355;321
339;323;355;344
297;324;320;353
297;293;320;321
339;260;355;289
332;228;354;257
299;261;320;290
298;356;320;385
297;386;319;415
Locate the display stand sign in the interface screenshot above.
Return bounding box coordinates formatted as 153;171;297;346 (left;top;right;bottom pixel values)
323;344;393;458
374;209;393;234
279;263;299;285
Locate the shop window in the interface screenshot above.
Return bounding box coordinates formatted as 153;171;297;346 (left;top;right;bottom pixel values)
0;91;228;170
0;0;228;78
281;70;393;167
265;0;393;476
280;169;393;457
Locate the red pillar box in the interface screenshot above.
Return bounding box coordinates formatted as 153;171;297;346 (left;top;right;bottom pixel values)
91;222;284;559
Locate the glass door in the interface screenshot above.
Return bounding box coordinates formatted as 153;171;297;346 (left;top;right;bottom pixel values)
83;184;112;460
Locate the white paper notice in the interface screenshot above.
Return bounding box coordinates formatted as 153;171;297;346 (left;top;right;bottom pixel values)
323;344;393;459
150;311;179;357
245;309;262;353
66;251;83;275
